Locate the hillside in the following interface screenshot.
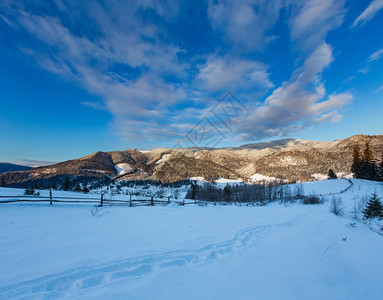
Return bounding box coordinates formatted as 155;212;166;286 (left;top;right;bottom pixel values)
0;163;31;174
2;134;383;187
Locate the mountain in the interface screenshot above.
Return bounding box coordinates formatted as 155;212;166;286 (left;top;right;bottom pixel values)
0;163;32;174
2;134;383;187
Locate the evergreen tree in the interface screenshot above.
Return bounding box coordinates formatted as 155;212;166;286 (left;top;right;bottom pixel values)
190;181;197;199
63;176;71;191
362;141;375;180
380;150;383;181
0;175;6;187
363;192;383;219
73;182;82;192
328;169;337;179
223;184;232;202
82;182;90;194
351;144;362;178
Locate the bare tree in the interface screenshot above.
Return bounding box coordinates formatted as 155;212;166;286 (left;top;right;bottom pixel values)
350;194;365;220
329;196;344;216
294;183;304;198
88;205;109;218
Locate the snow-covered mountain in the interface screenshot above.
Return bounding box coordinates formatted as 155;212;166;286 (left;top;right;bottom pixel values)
2;134;383;187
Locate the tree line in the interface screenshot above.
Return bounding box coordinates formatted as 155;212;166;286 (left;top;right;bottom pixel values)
185;181;309;205
351;141;383;181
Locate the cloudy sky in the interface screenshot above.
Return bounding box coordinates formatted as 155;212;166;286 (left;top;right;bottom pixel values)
0;0;383;165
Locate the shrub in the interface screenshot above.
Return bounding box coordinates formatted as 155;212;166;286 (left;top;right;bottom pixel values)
24;187;40;196
302;195;322;205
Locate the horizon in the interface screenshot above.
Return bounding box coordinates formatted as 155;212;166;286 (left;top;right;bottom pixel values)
2;132;383;167
1;0;383;164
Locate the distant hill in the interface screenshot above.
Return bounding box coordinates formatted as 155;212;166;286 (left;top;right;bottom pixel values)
0;163;32;174
2;134;383;188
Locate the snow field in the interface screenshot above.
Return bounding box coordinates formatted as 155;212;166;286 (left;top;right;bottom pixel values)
0;179;383;299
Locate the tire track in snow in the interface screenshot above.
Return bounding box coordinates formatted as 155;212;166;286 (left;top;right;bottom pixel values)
0;215;304;299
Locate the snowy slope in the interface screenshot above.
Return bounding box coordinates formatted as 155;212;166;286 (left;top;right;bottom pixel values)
0;180;383;299
114;163;132;175
294;178;352;195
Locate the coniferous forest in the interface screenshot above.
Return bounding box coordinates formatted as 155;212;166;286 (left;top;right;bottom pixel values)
351;141;383;181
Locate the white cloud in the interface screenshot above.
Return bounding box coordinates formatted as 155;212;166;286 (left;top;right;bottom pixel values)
313;111;343;123
197;56;274;91
358;66;370;74
352;0;383;27
1;0;352;146
368;48;383;62
208;0;283;51
289;0;346;53
4;1;191;145
238;43;352;140
232;0;351;141
18;159;58;167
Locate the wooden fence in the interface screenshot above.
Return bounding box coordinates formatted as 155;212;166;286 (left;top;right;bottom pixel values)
0;193;202;207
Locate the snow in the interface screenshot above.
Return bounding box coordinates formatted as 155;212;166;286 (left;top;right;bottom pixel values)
156;153;171;164
279;155;298;166
311;173;354;181
296;178;352;195
249;173;277;182
311;173;329;180
0;187;101;199
189;177;244;188
189;176;205;181
83;169;108;174
214;178;243;185
114;163;132;175
1;179;383;299
337;172;353;179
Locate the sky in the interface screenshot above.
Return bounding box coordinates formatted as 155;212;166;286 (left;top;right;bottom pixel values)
0;0;383;166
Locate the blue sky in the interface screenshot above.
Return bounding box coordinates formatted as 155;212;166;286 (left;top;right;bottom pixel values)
0;0;383;166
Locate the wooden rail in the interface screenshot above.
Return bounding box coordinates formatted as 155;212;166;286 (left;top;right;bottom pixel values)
0;194;202;207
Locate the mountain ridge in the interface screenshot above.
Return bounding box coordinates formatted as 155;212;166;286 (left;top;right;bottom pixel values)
0;163;32;174
2;134;383;187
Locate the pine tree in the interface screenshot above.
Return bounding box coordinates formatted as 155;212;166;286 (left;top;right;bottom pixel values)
82;182;90;194
63;176;71;191
74;182;82;192
223;184;232;202
380;150;383;181
363;192;383;219
351;144;362;178
190;181;197;199
0;175;6;187
362;141;375;180
328;169;337;179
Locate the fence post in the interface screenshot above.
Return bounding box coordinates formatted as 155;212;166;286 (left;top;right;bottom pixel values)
130;200;133;207
151;196;154;206
182;199;185;206
100;194;104;207
49;188;53;205
168;196;170;204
